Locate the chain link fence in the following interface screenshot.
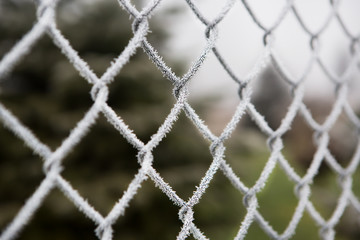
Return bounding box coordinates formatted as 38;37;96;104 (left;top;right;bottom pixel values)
0;0;360;239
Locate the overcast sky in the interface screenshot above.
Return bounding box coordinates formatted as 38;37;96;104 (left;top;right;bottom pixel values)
149;0;360;109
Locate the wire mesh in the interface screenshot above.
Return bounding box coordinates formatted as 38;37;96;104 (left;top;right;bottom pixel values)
0;0;360;239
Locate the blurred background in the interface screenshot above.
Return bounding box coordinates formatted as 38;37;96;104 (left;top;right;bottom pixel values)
0;0;360;239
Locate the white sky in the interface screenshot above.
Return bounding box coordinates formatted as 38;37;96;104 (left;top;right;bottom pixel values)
150;0;360;108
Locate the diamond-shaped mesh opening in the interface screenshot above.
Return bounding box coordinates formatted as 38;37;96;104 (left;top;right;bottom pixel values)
327;112;358;167
152;112;213;199
193;172;245;239
310;163;343;220
188;52;239;107
0;37;93;149
61;115;139;215
318;19;353;78
281;114;317;175
216;2;264;78
56;0;133;75
226;122;270;187
251;65;293;130
154;0;207;76
146;2;195;75
272;12;312;79
256;165;299;233
303;65;338;123
106;50;175;142
187;54;240;135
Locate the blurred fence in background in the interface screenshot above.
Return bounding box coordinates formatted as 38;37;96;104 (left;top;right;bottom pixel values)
0;0;360;239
